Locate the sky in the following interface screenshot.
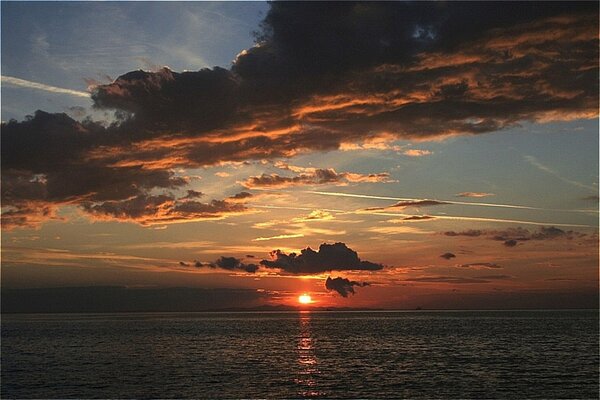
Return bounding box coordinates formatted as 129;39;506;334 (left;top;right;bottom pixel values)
1;1;598;311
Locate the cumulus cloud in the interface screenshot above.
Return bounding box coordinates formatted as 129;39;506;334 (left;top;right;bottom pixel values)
325;276;369;297
2;2;598;228
261;242;383;274
200;242;383;275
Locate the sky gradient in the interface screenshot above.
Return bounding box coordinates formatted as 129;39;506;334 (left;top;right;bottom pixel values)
1;1;598;311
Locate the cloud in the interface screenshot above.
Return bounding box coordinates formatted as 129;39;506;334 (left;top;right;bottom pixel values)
366;199;448;212
252;233;304;242
443;226;593;247
82;191;252;225
242;168;390;188
444;229;484;237
2;2;598;228
390;200;448;208
405;276;489;284
455;192;495;198
440;252;456;260
402;149;432;157
581;195;599;202
401;215;436;221
190;242;383;275
291;210;334;222
261;242;384;274
180;189;204;199
457;263;502;270
477;275;512;280
212;256;259;273
325;276;369;297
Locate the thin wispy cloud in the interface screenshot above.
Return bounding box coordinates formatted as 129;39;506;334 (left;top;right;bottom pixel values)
252;234;304;242
1;75;90;98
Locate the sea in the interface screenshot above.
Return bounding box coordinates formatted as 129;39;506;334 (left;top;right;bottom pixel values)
1;310;598;399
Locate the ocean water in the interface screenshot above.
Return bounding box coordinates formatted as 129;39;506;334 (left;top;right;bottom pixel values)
1;310;598;399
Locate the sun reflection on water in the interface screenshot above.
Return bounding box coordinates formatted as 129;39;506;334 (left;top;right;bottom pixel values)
295;311;325;398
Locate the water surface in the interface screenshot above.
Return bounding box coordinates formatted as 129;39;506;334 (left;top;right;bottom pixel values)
2;310;598;398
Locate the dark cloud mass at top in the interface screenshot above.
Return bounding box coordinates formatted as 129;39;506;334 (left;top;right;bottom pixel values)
1;2;598;228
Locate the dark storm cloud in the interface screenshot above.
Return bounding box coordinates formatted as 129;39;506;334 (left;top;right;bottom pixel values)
440;252;456;260
2;2;598;228
260;242;384;274
325;276;370;297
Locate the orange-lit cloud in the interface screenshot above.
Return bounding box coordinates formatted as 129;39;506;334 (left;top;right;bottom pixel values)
2;3;598;230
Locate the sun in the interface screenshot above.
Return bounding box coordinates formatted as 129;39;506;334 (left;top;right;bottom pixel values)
298;294;312;304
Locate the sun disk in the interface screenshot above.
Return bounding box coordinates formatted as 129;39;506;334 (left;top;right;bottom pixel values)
298;294;312;304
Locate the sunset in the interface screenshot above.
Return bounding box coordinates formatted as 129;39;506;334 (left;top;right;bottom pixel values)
1;1;598;398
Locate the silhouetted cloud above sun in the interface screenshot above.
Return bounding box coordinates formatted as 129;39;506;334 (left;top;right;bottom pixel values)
325;276;370;297
195;242;383;275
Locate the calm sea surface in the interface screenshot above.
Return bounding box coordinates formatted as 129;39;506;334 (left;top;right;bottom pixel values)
2;310;598;399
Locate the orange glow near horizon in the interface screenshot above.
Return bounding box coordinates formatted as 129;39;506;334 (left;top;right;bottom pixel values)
298;294;312;305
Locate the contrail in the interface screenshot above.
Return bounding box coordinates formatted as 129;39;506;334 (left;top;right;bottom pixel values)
254;204;595;228
253;204;347;213
359;211;594;228
2;75;90;98
524;155;597;192
304;190;598;214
